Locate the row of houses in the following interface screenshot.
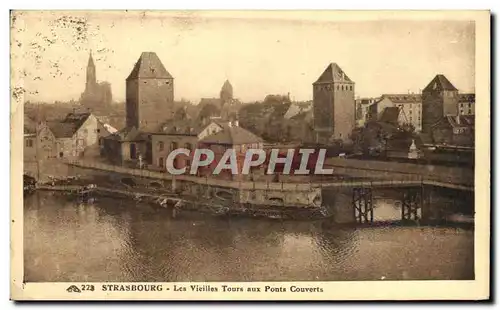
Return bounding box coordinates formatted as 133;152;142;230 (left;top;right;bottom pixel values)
354;74;475;147
23;112;116;163
101;114;265;181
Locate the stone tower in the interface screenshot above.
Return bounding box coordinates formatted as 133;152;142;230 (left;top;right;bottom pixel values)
126;52;174;131
313;63;355;144
220;80;233;103
421;74;459;133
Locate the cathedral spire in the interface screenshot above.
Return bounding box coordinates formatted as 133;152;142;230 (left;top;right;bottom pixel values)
86;50;96;89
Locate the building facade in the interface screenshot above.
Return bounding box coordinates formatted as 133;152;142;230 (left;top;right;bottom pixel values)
458;93;475;116
355;97;379;128
126;52;175;132
373;94;422;132
151;119;227;171
198;121;265;181
313;63;355;144
47;113;112;159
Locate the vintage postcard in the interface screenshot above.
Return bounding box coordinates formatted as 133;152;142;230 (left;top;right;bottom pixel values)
10;10;490;301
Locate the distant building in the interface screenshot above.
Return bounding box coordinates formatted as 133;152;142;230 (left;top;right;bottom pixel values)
313;63;355;144
458;93;475;116
372;94;422;132
47;112;112;159
80;51;113;111
421;74;459;133
430;115;475;147
126;52;175;132
355;97;379;128
197;80;241;123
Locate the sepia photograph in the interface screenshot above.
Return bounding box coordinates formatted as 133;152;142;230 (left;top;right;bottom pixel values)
10;10;490;300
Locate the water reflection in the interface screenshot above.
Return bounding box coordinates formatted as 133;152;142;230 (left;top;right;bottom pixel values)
24;192;474;282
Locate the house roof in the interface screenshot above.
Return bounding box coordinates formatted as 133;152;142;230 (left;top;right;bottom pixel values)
382;94;422;104
199;124;264;145
126;52;173;80
423;74;458;92
284;101;313;119
47;113;92;138
379;107;400;125
431;115;475;129
314;63;353;84
156;118;204;136
104;126;149;142
459;93;475;103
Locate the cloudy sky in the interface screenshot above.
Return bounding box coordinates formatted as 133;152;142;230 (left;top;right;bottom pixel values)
12;11;475;103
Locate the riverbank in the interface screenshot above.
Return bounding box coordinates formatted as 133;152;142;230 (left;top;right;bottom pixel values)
34;184;330;221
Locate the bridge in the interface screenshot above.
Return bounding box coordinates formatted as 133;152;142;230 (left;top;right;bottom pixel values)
64;159;473;192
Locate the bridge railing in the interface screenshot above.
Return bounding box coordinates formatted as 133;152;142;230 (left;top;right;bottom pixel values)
64;159;473;192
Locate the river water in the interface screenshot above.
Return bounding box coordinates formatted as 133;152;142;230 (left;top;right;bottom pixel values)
24;191;474;282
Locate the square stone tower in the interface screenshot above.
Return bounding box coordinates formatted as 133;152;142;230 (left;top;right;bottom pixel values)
126;52;174;132
421;74;459;133
313;63;355;144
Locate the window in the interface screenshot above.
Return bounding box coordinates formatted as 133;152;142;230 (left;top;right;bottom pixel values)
98;138;103;146
158;141;164;151
171;141;178;151
25;139;33;147
460;109;464;114
350;86;352;91
77;139;85;146
130;143;137;159
83;129;88;135
97;129;100;134
468;109;472;114
158;157;164;168
337;85;339;90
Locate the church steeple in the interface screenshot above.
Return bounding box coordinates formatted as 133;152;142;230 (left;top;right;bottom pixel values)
86;50;96;90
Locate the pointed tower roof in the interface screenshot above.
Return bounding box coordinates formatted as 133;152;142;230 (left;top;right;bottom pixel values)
87;50;95;67
314;63;353;84
221;80;233;92
126;52;173;80
423;74;458;92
